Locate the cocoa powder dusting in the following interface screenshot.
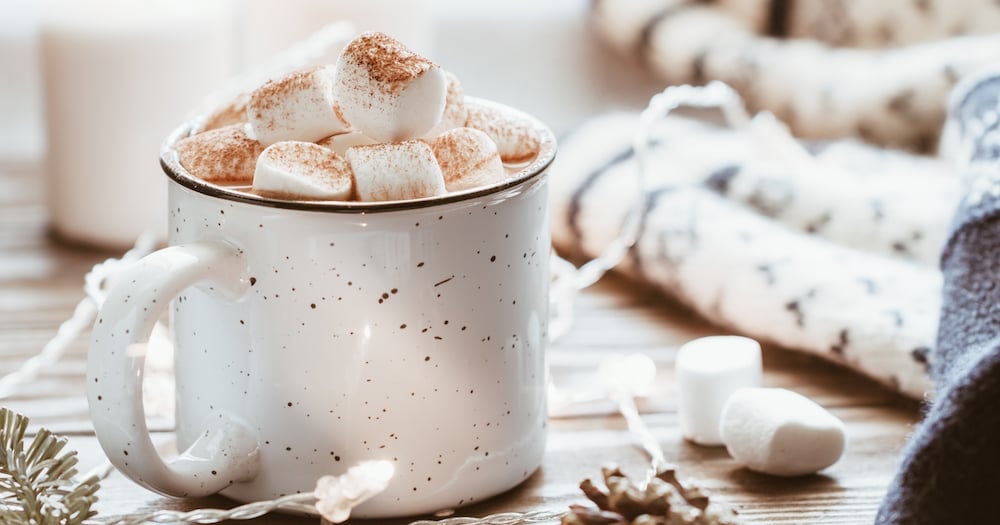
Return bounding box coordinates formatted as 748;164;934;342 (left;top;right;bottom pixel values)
429;130;474;184
176;124;262;183
258;142;354;200
199;92;249;133
332;102;349;127
264;142;347;174
427;128;505;190
440;72;467;127
248;66;325;117
465;106;541;164
344;32;437;94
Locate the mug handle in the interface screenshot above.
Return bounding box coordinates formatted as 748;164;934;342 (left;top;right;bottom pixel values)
87;240;260;498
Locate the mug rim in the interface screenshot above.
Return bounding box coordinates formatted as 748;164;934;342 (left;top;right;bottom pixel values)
159;97;557;213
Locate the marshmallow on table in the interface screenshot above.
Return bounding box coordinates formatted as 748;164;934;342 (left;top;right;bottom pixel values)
720;388;846;477
175;123;263;183
428;127;506;192
248;66;349;147
675;336;762;446
253;141;354;201
423;71;468;139
317;130;377;157
346;140;446;202
333;32;447;142
465;105;541;164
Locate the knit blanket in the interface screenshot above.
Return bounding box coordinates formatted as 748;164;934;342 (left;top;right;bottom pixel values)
551;109;945;399
562;1;1000;522
591;0;1000;152
874;69;1000;525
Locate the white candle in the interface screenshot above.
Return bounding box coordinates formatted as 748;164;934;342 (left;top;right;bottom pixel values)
40;0;237;249
0;0;43;162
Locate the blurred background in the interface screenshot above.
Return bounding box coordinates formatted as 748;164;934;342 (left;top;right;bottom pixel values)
0;0;663;250
0;0;662;165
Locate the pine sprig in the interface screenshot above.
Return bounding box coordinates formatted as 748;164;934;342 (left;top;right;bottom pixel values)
0;408;100;525
563;466;741;525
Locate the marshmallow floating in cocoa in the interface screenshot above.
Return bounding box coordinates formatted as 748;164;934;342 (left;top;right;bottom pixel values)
429;127;505;192
346;140;446;202
248;66;349;147
465;105;541;164
175;123;263;183
675;336;762;446
423;71;467;139
253;141;354;200
197;92;250;134
333;32;447;142
720;388;846;477
317;130;378;157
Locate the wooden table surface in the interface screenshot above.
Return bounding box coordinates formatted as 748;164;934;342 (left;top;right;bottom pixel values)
0;160;921;524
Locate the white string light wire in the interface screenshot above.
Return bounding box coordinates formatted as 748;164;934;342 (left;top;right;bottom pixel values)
84;460;393;525
547;81;753;343
597;354;664;484
0;231;159;400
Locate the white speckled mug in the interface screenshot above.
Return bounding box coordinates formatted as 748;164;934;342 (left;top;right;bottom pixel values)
86;100;555;518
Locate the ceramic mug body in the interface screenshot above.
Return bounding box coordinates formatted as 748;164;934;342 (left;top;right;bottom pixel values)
87;100;555;517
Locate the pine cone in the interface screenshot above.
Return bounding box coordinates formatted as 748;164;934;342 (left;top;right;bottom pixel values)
562;465;741;525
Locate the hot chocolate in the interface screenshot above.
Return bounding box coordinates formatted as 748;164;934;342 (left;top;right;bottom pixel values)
89;31;556;514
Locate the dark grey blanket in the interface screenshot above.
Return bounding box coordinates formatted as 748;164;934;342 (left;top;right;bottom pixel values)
877;70;1000;523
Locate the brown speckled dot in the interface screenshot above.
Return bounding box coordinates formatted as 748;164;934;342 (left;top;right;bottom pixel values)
310;303;316;309
424;356;431;361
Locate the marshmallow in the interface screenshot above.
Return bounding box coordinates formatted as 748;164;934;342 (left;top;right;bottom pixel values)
317;130;377;157
346;140;446;202
465;105;541;164
423;71;468;139
675;336;762;446
198;92;249;133
720;388;846;477
248;66;349;147
175;124;263;183
333;32;447;142
428;127;506;192
253;141;354;201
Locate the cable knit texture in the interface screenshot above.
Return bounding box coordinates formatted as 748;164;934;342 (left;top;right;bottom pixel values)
878;71;1000;524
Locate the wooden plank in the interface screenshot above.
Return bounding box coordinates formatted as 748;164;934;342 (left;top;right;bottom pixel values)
63;401;914;525
0;163;922;523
